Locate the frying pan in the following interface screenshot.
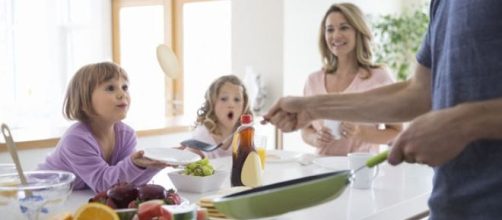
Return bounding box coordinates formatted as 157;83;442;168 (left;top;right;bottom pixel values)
213;151;389;219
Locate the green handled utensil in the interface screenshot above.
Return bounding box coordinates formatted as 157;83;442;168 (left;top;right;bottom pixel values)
351;150;389;175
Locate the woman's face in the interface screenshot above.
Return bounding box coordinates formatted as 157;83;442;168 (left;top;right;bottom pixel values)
213;82;245;131
90;76;130;123
324;12;357;58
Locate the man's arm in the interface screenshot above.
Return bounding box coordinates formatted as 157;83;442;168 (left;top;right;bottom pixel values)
388;97;502;166
460;98;502;140
263;64;432;132
307;63;432;123
306;64;431;122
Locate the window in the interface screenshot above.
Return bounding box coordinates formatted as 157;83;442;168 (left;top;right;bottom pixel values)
0;0;110;129
0;0;231;140
116;4;168;130
114;0;231;127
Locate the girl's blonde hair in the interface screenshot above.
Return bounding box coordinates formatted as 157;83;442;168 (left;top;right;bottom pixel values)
196;75;252;134
319;3;380;76
63;62;128;122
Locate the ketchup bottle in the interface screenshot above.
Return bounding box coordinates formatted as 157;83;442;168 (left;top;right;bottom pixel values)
231;114;262;187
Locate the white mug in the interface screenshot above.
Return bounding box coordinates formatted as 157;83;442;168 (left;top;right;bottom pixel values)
348;152;379;189
324;120;342;140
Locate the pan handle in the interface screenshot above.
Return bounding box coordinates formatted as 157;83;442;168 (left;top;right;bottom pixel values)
366;150;389;168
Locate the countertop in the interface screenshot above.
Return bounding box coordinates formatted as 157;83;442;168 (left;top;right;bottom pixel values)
59;153;433;220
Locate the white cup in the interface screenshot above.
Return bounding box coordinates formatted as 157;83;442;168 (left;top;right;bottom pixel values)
348;152;379;189
324;120;342;139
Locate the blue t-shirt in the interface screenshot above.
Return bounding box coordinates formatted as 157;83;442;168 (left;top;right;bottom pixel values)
416;1;502;219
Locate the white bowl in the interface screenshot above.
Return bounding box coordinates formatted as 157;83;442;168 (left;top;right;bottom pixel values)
168;170;228;193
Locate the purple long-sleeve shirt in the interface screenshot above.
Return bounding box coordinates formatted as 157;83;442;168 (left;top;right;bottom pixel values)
38;122;159;193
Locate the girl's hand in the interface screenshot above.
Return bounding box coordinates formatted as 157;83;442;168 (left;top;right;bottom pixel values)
131;150;172;169
314;127;337;146
340;122;360;139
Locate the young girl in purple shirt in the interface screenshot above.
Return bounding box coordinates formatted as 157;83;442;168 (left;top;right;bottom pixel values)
38;62;169;193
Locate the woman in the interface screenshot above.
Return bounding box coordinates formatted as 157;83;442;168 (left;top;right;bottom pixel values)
302;3;402;156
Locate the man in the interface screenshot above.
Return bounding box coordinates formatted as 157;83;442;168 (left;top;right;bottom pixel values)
263;1;502;219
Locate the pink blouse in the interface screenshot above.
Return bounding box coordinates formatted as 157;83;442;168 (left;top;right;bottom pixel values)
303;67;395;156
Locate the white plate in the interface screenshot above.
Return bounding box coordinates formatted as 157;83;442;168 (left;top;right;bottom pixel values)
312;156;348;171
266;150;302;163
143;147;200;165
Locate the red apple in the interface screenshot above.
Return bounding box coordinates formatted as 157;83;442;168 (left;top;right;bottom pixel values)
138;184;166;202
107;182;139;209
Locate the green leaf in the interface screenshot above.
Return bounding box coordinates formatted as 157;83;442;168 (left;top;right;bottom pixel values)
372;3;429;81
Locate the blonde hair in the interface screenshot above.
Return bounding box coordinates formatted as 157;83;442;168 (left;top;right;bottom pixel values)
196;75;252;134
63;62;129;122
319;3;380;76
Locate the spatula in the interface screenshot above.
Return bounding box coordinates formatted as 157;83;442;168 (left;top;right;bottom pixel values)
1;123;32;196
180;133;235;152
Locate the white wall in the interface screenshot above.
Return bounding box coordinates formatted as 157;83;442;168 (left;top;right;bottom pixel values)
231;0;284;116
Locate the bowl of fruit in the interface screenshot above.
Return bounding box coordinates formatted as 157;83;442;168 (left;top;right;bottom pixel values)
88;183;185;220
168;158;228;193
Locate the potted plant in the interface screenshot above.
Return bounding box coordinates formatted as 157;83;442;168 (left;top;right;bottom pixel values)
373;6;429;81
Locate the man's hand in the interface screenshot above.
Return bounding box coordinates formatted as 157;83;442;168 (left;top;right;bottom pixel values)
262;96;313;132
388;109;471;166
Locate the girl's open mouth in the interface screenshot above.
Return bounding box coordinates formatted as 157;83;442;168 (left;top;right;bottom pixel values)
227;111;234;120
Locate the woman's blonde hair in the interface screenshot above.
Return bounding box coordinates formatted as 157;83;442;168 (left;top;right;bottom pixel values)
63;62;128;122
196;75;252;134
319;3;380;75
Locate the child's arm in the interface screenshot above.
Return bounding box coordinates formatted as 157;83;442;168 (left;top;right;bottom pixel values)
60;134;159;193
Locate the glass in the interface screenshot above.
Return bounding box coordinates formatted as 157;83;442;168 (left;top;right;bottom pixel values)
255;135;268;169
0;170;75;220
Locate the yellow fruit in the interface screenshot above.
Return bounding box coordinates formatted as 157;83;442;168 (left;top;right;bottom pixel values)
74;203;119;220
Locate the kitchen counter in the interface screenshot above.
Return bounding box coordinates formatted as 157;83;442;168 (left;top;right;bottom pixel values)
57;153;433;219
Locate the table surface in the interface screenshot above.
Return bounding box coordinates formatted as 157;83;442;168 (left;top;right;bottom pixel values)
62;152;433;220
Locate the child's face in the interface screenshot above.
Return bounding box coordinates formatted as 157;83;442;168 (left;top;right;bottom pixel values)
214;82;245;130
90;76;130;123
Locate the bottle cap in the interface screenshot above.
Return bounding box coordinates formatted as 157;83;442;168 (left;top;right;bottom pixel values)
241;114;252;124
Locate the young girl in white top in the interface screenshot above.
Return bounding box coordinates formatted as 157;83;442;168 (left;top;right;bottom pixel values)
186;75;252;158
